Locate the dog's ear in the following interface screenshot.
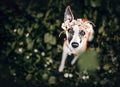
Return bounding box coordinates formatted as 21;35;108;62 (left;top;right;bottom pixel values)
64;6;74;21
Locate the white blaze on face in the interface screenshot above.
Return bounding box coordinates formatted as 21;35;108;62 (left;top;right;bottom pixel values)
70;25;80;43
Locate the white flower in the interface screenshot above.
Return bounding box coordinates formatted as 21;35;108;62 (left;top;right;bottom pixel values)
26;56;30;59
41;52;45;56
19;42;23;45
69;73;73;78
25;33;29;37
82;75;86;80
18;48;23;53
49;59;53;63
14;29;17;32
34;49;38;53
64;73;69;78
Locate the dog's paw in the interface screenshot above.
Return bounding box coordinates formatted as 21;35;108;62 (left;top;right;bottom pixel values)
58;66;64;72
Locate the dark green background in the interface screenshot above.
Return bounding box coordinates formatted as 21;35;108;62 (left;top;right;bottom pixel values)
0;0;120;87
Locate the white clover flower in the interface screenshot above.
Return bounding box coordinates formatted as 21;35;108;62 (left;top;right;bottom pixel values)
25;33;29;37
82;75;86;80
26;56;30;59
14;29;17;32
44;64;47;67
19;41;23;45
64;73;69;78
34;49;38;53
41;52;45;56
49;59;53;63
18;48;23;53
69;73;73;78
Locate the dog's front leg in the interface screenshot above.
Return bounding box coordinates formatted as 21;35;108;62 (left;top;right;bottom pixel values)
59;51;68;72
71;56;78;65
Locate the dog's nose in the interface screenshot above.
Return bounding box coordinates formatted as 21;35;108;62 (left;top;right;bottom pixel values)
71;42;79;48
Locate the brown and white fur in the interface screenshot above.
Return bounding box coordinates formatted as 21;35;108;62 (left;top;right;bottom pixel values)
58;6;94;72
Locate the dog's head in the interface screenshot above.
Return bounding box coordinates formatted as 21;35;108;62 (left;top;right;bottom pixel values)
61;6;94;50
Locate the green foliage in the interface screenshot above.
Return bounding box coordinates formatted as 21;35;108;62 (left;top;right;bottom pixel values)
0;0;120;87
77;49;99;72
44;33;56;45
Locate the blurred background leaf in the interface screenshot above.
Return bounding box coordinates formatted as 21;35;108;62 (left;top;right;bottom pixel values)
77;49;99;72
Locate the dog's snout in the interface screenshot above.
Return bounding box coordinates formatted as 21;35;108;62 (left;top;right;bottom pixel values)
79;30;85;36
71;42;79;48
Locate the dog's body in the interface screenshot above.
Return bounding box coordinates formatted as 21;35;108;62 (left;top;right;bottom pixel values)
59;6;94;72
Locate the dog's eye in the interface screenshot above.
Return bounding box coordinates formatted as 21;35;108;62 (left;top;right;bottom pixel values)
79;30;85;36
68;28;74;34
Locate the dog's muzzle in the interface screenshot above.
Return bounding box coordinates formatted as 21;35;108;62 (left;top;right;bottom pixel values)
71;42;79;48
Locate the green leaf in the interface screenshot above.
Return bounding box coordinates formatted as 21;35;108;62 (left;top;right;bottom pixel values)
27;27;33;33
77;49;99;72
10;69;16;75
42;73;48;81
35;54;41;63
48;76;56;84
103;64;110;71
36;13;43;19
26;38;34;50
27;41;34;50
50;25;55;30
46;44;52;50
57;45;62;53
33;23;39;29
26;74;32;81
17;28;24;35
44;33;56;45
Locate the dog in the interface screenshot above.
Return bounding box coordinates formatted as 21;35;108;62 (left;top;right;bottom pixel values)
58;6;94;72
